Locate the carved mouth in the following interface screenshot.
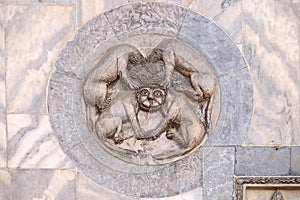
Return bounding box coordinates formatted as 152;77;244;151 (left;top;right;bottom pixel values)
139;101;161;112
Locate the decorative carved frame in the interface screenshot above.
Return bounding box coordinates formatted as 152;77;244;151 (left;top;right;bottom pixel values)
234;176;300;200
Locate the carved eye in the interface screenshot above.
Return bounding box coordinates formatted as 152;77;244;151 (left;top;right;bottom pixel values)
153;90;164;97
140;89;149;96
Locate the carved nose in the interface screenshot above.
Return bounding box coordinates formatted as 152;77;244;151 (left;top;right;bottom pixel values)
148;93;154;100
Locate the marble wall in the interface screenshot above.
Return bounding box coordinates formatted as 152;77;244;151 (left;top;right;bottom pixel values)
0;0;299;199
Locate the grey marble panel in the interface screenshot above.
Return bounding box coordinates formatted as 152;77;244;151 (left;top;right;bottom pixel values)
55;14;116;78
77;173;137;200
291;147;300;175
202;147;234;200
11;170;76;200
105;2;186;38
0;170;11;200
242;0;300;145
235;146;290;176
48;72;85;151
0;14;6;168
7;114;74;168
4;4;75;114
204;68;253;146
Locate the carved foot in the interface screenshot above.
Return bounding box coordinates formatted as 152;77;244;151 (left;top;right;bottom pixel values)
135;128;147;140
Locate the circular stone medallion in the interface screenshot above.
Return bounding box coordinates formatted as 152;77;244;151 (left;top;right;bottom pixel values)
48;2;252;198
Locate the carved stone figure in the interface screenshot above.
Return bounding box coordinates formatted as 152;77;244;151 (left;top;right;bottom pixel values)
83;48;214;165
271;190;284;200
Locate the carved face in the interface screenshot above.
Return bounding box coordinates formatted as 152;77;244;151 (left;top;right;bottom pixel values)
137;84;167;112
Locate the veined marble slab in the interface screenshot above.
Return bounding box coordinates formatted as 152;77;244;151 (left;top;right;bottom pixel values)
243;0;300;145
0;11;6;168
4;4;75;114
189;0;242;43
77;173;138;200
0;170;11;200
7;114;74;168
0;76;5;168
78;0;128;26
11;170;76;200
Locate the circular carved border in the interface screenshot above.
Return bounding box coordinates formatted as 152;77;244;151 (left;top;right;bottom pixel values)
48;2;253;198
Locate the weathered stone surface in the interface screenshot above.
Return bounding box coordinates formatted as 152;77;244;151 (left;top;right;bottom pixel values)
0;0;298;199
4;4;75;114
77;173;137;200
128;0;242;43
48;72;86;151
68;142;203;198
81;137;163;173
243;0;300;146
79;0;128;26
0;19;6;168
55;14;116;78
0;0;75;3
105;2;186;38
11;170;76;200
0;170;11;200
235;146;290;176
280;189;300;199
188;0;242;43
141;188;203;200
205;68;253;145
178;10;246;76
203;147;235;200
291;147;300;175
7;114;74;169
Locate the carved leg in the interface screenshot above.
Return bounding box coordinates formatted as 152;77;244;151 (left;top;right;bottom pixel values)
86;106;95;133
190;73;211;101
172;120;192;148
96;117;124;144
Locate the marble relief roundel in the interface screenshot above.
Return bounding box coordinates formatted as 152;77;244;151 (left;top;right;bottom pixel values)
83;39;219;165
48;2;252;198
